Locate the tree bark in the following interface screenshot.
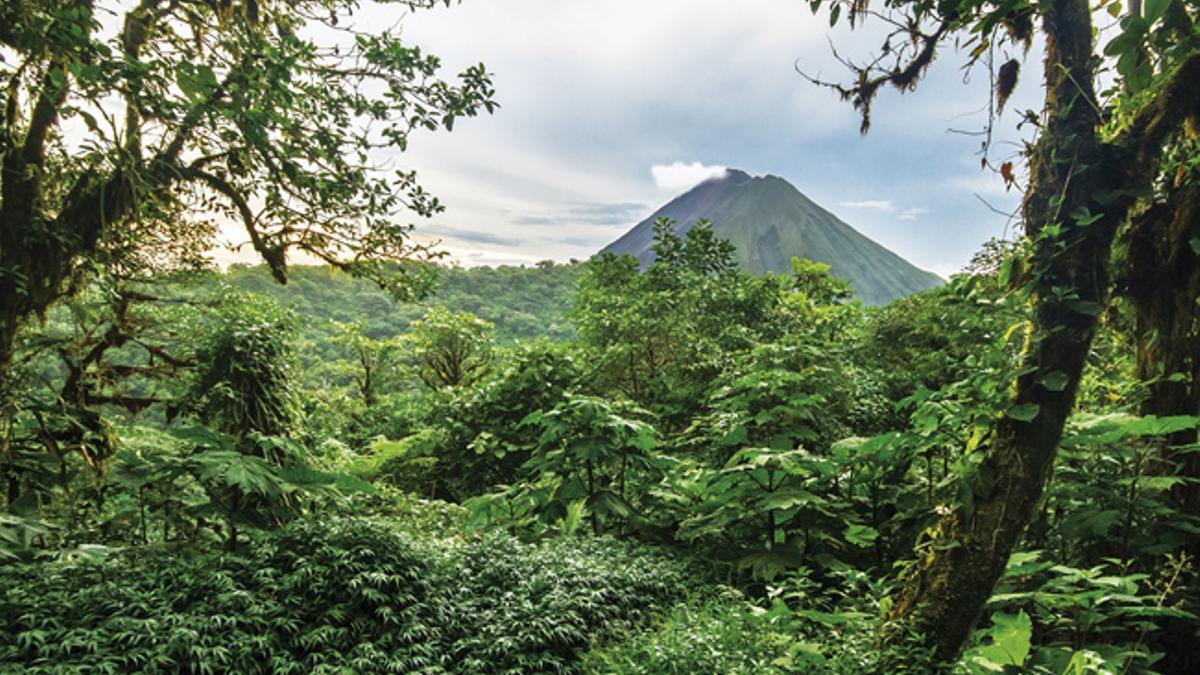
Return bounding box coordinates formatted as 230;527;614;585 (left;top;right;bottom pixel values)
1128;184;1200;516
1125;179;1200;675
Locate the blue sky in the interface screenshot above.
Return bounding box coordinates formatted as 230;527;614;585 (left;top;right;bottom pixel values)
354;0;1042;277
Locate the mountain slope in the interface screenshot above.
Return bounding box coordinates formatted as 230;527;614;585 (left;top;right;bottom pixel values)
601;169;943;305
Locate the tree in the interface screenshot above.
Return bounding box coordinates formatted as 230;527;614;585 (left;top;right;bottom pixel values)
407;306;494;389
178;290;312;548
419;339;582;500
1123;137;1200;527
471;394;660;536
330;320;402;407
572;219;785;422
1;271;197;518
0;0;496;377
804;0;1200;661
183;290;299;449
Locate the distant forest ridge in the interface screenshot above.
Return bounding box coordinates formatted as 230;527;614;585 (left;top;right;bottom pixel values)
223;262;585;344
222;233;938;350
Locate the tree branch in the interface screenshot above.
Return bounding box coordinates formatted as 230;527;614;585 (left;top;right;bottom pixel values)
1118;52;1200;176
187;167;288;284
796;19;951;134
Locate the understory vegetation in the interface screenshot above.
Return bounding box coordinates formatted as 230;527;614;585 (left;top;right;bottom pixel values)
2;508;690;673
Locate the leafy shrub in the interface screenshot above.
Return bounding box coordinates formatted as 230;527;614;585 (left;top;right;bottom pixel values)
348;433;446;497
957;550;1196;673
583;569;934;674
0;515;689;673
579;591;797;674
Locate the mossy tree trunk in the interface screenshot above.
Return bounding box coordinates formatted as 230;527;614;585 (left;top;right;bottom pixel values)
1128;183;1200;518
885;0;1200;662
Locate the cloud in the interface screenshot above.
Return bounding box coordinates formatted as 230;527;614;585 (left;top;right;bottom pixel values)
336;0;1047;275
550;235;603;247
898;207;930;221
422;225;523;247
838;200;895;212
651;162;727;190
511;201;648;226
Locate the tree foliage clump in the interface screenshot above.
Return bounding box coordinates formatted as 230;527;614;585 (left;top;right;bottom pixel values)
408;306;496;390
182;291;299;447
0;0;496;374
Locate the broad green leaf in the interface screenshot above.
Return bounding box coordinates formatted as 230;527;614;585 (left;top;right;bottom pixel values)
844;524;879;548
1007;403;1040;422
1144;0;1169;24
1125;415;1199;437
1040;371;1069;392
1069;206;1103;226
977;610;1032;666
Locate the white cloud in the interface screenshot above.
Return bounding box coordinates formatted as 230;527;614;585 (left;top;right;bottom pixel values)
839;200;894;212
898;207;930;221
651;162;728;190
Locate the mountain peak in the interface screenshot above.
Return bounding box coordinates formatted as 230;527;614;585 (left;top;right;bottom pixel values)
600;172;942;305
716;168;751;182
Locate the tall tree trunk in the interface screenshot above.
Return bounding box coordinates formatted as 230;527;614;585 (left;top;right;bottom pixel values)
1127;180;1200;675
1128;183;1200;516
884;0;1200;662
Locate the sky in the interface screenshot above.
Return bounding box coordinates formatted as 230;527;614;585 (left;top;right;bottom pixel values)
317;1;1044;277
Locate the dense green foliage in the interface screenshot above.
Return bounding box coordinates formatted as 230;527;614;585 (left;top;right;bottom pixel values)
3;215;1198;672
4;212;1199;672
0;0;497;376
0;510;690;673
225;262;584;347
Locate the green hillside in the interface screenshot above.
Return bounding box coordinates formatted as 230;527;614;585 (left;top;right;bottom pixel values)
224;262;584;344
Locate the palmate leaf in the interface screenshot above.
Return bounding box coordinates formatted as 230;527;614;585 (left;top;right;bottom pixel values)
756;489;824;513
976;610;1032;667
737;546;807;581
629;424;657;451
192;450;284;497
843;524;879;548
1065;413;1200;445
170;424;235;451
1124;415;1200;437
1120;475;1187;492
720;424;749;447
1061;509;1122;538
587;490;635;519
332;474;379;495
